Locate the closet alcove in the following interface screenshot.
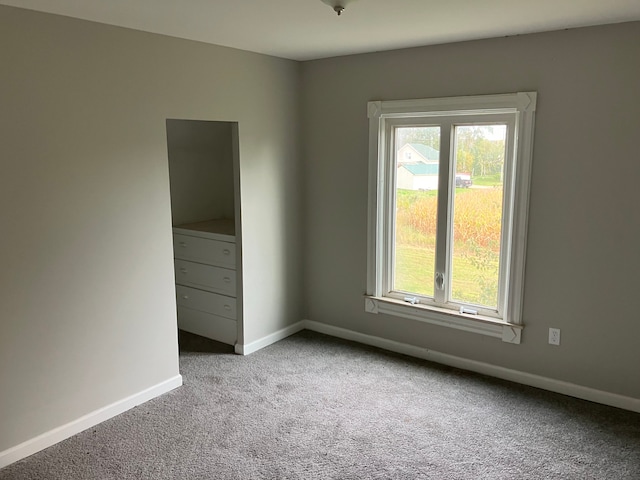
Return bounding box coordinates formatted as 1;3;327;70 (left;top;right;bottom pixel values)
166;119;242;346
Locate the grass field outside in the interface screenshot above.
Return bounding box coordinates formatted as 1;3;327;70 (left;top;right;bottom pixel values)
394;180;502;307
471;173;502;187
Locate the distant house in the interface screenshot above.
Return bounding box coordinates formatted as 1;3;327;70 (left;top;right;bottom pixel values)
397;162;439;190
397;143;439;165
396;143;440;190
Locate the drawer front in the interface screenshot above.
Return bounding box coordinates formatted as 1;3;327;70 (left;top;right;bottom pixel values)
173;234;235;268
175;259;236;297
176;285;236;320
177;307;237;346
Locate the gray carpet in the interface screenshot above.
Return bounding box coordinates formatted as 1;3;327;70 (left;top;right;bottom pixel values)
2;330;639;479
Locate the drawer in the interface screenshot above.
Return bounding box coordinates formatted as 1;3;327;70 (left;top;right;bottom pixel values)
173;234;235;268
176;285;236;320
175;259;236;296
177;307;237;346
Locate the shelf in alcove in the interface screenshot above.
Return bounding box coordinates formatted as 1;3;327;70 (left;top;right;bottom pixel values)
173;218;235;242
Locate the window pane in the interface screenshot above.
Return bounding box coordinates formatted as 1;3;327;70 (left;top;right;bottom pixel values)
451;125;506;308
393;126;440;297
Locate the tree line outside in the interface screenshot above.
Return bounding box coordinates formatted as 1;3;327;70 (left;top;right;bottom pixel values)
396;125;506;177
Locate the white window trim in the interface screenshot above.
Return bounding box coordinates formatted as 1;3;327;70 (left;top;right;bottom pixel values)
365;92;537;344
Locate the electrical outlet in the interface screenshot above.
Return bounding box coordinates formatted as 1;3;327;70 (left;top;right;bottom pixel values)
548;328;561;346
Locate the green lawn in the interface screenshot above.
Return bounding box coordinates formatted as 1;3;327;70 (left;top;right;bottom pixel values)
394;244;435;297
394;185;501;307
395;241;499;306
472;174;502;187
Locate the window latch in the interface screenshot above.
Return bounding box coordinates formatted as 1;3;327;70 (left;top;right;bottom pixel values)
435;272;444;290
460;306;478;315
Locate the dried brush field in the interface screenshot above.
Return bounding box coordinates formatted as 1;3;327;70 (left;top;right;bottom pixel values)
395;186;503;306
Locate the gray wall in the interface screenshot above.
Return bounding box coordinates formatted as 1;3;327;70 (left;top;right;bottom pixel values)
0;5;302;452
301;22;640;400
167;120;235;226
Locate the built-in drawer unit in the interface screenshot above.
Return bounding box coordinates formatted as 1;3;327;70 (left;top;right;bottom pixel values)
176;285;236;320
174;259;236;297
173;234;235;268
172;219;238;346
176;307;237;346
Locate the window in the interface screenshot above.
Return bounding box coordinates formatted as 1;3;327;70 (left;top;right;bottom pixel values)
365;93;537;344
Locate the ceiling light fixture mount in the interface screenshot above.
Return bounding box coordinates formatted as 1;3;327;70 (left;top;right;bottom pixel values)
321;0;349;16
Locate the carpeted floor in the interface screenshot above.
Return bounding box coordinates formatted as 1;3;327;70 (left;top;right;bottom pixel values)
2;330;639;479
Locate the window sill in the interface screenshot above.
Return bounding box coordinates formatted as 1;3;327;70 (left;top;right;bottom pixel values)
364;296;522;344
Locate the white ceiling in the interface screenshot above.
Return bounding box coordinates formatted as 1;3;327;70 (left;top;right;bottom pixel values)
2;0;639;61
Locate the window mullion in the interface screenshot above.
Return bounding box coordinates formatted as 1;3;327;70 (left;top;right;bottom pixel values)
433;121;452;305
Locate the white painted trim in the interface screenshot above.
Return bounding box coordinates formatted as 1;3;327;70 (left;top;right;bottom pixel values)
0;375;183;469
364;296;522;344
234;321;305;355
366;92;537;334
371;92;536;117
302;320;640;414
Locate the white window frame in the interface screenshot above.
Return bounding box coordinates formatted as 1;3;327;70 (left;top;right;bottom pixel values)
365;92;537;344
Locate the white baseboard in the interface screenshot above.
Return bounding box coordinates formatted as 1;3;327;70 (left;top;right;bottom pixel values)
0;375;183;469
4;320;637;470
232;318;639;413
303;320;640;414
235;321;305;355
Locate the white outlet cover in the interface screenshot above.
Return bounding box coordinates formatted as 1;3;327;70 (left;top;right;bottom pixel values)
549;328;561;345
